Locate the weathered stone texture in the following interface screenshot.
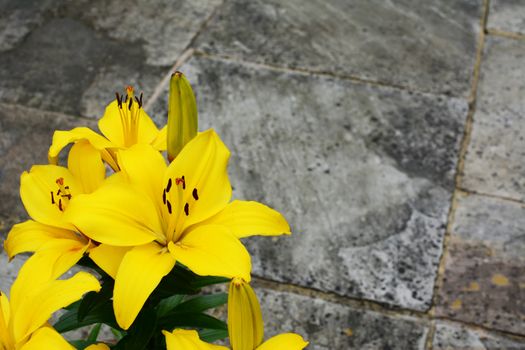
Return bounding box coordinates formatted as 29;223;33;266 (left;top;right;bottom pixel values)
436;193;525;335
0;0;221;119
196;0;482;97
462;37;525;201
151;56;468;311
433;321;525;350
488;0;525;35
254;285;429;350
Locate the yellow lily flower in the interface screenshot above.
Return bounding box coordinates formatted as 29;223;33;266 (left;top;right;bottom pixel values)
163;279;308;350
4;141;105;279
0;257;100;349
64;129;291;330
48;86;167;171
163;330;308;350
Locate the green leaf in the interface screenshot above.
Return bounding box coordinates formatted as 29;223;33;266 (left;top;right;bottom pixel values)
191;276;230;289
159;313;227;331
78;280;113;322
114;308;157;350
54;299;118;333
173;293;227;314
199;328;229;343
87;324;102;343
156;294;185;318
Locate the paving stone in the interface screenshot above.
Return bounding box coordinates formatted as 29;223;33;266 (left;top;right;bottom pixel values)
0;0;221;119
488;0;525;35
253;285;429;350
433;321;525;350
0;0;63;52
0;103;98;237
150;56;468;310
462;37;525;201
195;0;483;97
436;193;525;335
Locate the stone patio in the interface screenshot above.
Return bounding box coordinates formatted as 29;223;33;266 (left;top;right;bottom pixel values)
1;1;524;349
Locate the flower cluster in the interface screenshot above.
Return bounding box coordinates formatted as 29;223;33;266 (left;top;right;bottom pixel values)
2;73;308;349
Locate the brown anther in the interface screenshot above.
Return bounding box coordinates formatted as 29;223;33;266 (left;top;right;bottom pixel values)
166;178;172;192
116;92;122;108
50;191;55;204
167;200;172;214
128;97;133;109
184;203;189;216
162;189;166;204
58;199;63;211
192;188;199;200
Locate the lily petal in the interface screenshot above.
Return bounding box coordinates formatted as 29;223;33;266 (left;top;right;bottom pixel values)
20;327;74;350
114;242;176;330
117;144;167;207
10;241;91;315
68;140;105;193
165;130;232;241
4;220;76;259
202;200;291;239
151;125;167;150
65;184;163;246
89;244;132;279
20;165;80;230
228;279;264;350
256;333;309;350
168;225;251;282
163;329;228;350
0;292;11;348
12;271;100;343
48;127;115;166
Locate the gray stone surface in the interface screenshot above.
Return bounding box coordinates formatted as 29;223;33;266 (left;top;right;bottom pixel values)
462;37;525;201
151;55;468;311
195;0;482;97
253;284;429;350
436;193;525;335
433;321;525;350
0;251;26;296
488;0;525;35
0;103;97;237
0;0;62;52
0;0;221;119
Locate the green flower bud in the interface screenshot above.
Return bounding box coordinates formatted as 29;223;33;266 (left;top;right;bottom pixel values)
167;71;198;161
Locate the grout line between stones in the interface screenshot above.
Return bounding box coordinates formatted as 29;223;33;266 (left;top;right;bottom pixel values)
144;0;226;111
192;50;464;101
427;0;490;338
253;276;525;341
486;28;525;41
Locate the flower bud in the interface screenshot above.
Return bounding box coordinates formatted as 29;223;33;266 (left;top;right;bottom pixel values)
167;71;198;161
228;278;264;350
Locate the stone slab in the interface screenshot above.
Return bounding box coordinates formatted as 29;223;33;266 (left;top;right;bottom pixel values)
253;284;429;350
462;37;525;201
0;103;98;237
488;0;525;35
433;321;525;350
436;193;525;335
0;0;221;119
150;56;468;310
195;0;483;97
